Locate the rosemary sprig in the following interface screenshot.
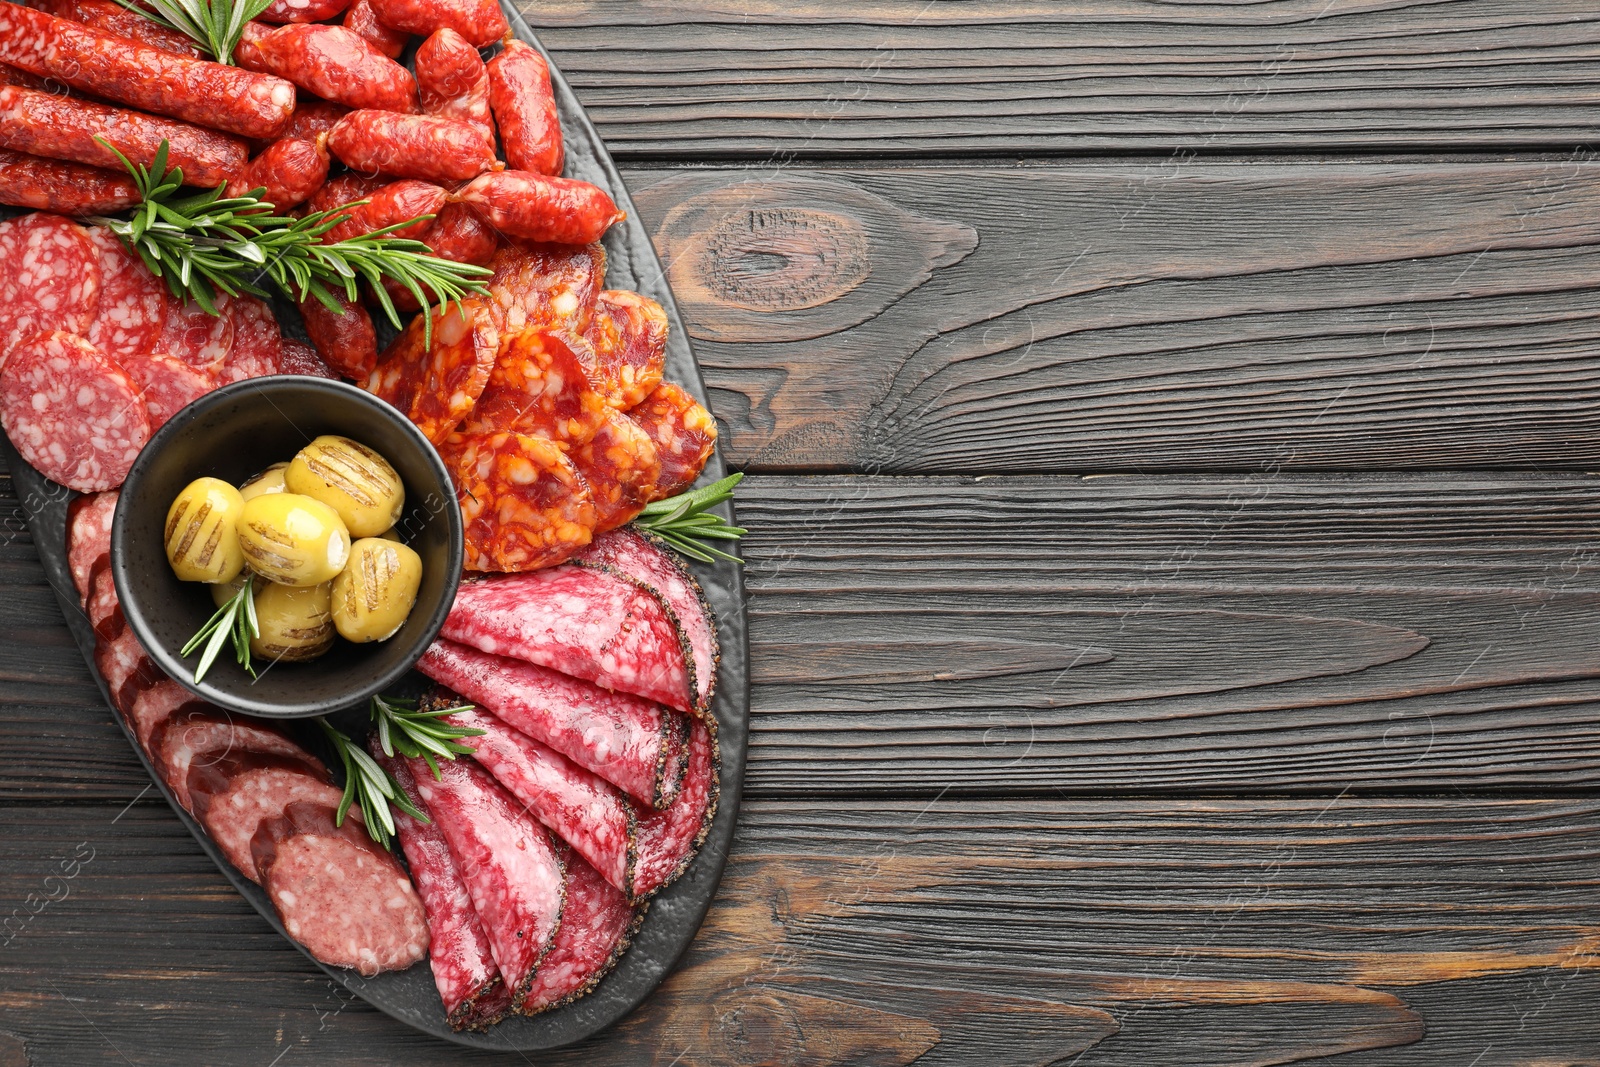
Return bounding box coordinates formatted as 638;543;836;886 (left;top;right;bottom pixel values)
179;574;258;683
317;696;484;849
117;0;273;64
634;472;746;564
89;141;490;343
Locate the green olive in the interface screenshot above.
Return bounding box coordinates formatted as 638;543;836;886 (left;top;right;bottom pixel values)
209;571;251;608
239;462;289;502
249;581;334;662
331;538;422;643
236;493;350;587
165;477;246;584
285;435;404;538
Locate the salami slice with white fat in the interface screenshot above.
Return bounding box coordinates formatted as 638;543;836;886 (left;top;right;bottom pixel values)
187;753;339;872
631;715;719;899
65;489;118;604
251;800;430;976
125;678;206;751
521;849;639;1015
217;295;284;382
84;226;166;361
94;627;160;713
575;528;720;716
442;565;696;715
418;638;683;810
411;757;565;1010
119;351;214;430
152;711;319;812
377;749;512;1030
159;294;234;377
451;705;638;899
1;331;151;492
0;213;100;367
85;561;122;642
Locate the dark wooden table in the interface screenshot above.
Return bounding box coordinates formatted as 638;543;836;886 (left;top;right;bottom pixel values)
5;2;1600;1063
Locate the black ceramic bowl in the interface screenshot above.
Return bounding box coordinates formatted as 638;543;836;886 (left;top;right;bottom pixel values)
111;378;463;718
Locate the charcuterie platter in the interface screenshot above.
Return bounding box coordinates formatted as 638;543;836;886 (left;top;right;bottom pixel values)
0;0;746;1049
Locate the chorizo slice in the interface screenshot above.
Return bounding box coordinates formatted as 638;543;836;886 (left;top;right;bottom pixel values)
440;560;697;716
486;241;605;338
438;431;598;572
457;328;610;447
581;290;668;411
628;382;718;502
569;408;661;534
363;298;501;444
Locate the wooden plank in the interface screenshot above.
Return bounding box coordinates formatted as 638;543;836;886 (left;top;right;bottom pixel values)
6;470;1599;798
1;798;1596;1065
619;161;1600;472
531;1;1600;157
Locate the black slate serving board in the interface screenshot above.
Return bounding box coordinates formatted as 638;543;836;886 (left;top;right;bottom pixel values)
1;4;748;1049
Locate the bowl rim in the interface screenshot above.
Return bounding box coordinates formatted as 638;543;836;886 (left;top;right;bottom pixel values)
111;376;464;719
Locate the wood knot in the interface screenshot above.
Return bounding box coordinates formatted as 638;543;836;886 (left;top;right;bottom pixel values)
690;207;871;314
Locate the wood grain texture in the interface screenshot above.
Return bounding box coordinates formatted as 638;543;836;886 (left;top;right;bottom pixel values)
529;0;1600;157
5;469;1598;799
622;161;1600;473
2;799;1597;1065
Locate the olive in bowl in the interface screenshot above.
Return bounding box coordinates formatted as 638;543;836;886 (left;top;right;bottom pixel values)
112;378;463;718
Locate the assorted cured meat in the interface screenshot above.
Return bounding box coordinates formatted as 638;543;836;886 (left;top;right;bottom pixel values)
5;5;732;1033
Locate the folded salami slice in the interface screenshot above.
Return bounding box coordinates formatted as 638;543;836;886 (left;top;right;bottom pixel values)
631;716;719;900
188;753;339;872
94;627;160;713
410;757;566;1011
251;800;430;976
152;710;319;812
376;750;511;1030
66;489;118;604
522;850;640;1015
125;678;206;751
418;639;682;810
85;562;122;642
442;564;696;715
575;528;720;716
451;705;638;898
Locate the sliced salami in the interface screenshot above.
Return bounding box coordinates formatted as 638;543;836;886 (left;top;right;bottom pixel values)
126;678;206;752
581;290;667;411
631;715;719;899
188;754;340;871
84;227;167;362
159;294;234;378
439;431;597;573
486;242;605;338
278;338;339;379
418;639;682;810
152;710;318;812
65;489;118;604
217;296;284;383
94;627;160;713
522;850;638;1015
377;749;511;1030
0;332;151;492
252;800;429;975
0;213;100;367
456;329;610;448
576;528;720;716
628;382;717;503
85;562;122;642
411;757;566;1010
363;298;501;445
441;564;697;715
569;408;660;534
119;351;213;430
452;705;638;898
